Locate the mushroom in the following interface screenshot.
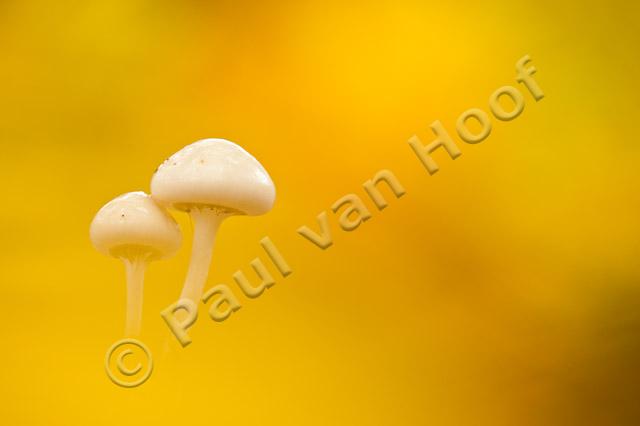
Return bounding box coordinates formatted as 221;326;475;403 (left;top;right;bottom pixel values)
151;138;275;304
90;191;182;336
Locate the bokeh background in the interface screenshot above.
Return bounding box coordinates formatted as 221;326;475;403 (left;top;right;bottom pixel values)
1;1;639;424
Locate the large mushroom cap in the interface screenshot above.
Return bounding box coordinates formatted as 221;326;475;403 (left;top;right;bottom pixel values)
150;138;276;215
90;191;182;260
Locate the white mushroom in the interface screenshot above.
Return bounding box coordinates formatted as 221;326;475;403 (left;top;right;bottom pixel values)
151;138;275;303
90;191;181;336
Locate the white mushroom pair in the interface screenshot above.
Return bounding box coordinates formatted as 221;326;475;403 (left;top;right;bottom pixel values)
90;139;275;336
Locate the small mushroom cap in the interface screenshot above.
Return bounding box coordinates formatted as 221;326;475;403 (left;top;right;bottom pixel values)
151;139;276;215
90;191;181;260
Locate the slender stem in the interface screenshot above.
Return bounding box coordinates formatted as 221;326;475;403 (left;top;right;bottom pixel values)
180;207;226;303
123;257;147;337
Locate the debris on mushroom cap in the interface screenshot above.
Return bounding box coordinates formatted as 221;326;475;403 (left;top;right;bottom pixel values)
90;191;182;260
150;138;276;215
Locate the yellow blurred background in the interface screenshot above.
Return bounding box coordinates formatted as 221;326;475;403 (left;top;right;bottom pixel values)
1;0;639;424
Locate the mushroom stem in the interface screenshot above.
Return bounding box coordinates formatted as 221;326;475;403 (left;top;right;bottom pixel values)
123;257;147;336
180;207;227;303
